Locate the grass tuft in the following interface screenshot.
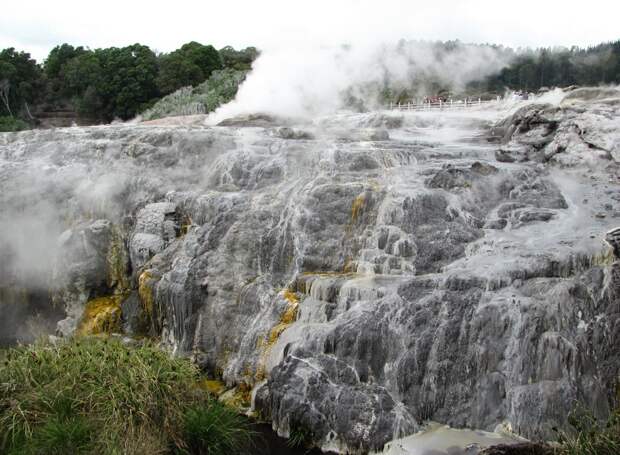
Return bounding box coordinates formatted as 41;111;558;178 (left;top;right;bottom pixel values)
179;402;254;455
556;402;620;455
0;337;253;455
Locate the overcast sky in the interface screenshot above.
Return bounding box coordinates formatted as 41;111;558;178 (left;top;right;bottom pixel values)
2;0;619;62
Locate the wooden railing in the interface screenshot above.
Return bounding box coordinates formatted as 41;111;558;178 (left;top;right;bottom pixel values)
389;98;497;111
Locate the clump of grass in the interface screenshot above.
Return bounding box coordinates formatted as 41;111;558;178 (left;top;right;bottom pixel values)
0;337;253;455
556;402;620;455
179;402;254;455
287;424;314;449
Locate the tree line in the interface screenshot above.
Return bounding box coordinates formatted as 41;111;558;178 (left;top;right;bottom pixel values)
1;39;619;132
471;40;620;93
0;42;258;130
379;39;620;104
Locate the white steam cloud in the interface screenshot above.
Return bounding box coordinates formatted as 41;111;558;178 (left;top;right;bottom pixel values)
209;40;512;122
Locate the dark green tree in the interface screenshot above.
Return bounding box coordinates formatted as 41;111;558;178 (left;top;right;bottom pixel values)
44;44;86;79
95;44;159;119
219;46;259;70
61;52;103;114
157;41;222;95
0;48;42;118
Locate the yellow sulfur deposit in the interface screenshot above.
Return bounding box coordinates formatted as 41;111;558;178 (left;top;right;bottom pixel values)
77;295;126;336
592;247;615;267
220;383;252;409
180;214;193;236
343;256;356;273
253;289;301;382
198;379;227;397
267;290;299;345
350;194;366;222
138;270;154;315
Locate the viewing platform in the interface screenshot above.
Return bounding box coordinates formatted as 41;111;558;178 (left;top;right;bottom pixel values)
389;98;498;111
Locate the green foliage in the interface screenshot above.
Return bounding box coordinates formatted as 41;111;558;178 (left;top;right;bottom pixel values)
44;44;86;80
0;48;42;117
142;69;247;120
555;402;620;455
0;338;252;455
219;46;259;71
25;415;93;455
178;403;254;455
287;425;314;449
157;42;223;95
61;52;102;98
18;41;255;123
38;43;160;120
91;44;160;120
7;37;618;124
478;41;620;93
0;115;30;132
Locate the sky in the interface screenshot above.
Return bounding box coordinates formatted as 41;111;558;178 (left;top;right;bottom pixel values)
2;0;620;62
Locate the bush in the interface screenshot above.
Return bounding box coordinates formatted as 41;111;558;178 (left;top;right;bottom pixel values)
179;403;254;455
0;116;30;132
0;338;252;455
556;402;620;455
141;69;247;121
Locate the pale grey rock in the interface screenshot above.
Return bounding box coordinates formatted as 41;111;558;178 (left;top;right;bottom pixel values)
52;219;128;335
130;202;179;271
495;89;620;166
607;226;620;257
0;99;619;453
271;127;315;140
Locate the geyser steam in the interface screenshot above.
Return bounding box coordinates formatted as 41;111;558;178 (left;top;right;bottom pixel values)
209;40;512;122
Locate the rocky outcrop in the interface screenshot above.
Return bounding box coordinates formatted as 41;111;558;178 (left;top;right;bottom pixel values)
0;93;619;453
494;87;620;166
53;219;130;335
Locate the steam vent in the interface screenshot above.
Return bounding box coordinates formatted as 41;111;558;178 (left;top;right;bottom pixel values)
1;86;619;454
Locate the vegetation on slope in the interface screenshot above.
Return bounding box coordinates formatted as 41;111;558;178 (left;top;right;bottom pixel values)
555;402;620;455
0;337;253;455
141;68;248;121
0;116;29;132
1;37;619;130
0;42;257;130
479;41;620;93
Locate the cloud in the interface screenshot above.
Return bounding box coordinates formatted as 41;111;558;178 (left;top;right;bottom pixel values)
1;0;619;62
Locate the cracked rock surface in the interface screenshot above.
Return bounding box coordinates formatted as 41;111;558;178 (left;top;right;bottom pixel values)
1;91;619;453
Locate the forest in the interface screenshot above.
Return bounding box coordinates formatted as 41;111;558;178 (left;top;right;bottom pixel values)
474;40;620;92
0;42;257;131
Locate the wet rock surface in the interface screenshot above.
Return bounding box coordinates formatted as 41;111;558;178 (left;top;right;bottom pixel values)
494;87;620;165
0;91;619;453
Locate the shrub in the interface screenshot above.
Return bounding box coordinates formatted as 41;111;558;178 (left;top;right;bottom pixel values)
0;116;30;132
0;337;252;455
179;402;254;455
556;402;620;455
141;69;247;121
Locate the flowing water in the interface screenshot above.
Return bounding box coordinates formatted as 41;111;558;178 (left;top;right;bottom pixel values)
1;90;619;453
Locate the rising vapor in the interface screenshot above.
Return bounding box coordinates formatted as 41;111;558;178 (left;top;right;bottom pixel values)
209;40;512;122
